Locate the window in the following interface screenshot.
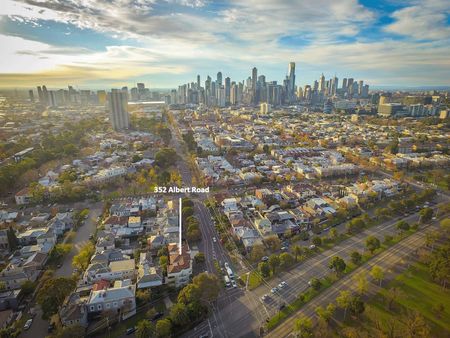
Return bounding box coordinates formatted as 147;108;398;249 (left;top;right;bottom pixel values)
113;302;118;307
90;306;94;311
97;304;102;310
106;303;110;309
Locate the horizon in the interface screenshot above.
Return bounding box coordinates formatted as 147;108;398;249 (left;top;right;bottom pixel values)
0;0;450;88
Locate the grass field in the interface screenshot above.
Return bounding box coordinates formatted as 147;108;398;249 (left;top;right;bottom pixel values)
342;260;450;337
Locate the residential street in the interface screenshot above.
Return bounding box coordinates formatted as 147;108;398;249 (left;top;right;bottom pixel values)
20;203;102;338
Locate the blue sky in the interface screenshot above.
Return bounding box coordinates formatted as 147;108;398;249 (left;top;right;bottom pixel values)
0;0;449;89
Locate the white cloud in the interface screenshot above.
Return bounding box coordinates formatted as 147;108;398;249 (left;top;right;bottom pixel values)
384;0;450;40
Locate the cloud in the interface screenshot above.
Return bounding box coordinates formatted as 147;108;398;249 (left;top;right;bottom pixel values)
384;0;450;40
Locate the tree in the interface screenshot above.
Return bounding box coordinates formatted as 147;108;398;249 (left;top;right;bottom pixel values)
440;218;450;238
170;302;189;327
419;207;433;223
279;252;295;269
72;242;94;271
396;220;410;232
258;262;270;278
365;235;381;254
136;289;151;304
292;245;304;261
312;236;322;246
370;265;384;286
155;318;172;338
336;290;352;320
6;227;18;251
385;286;404;310
310;278;322;291
192;272;221;303
37;277;76;319
194;252;205;264
353;272;368;295
268;254;281;274
177;284;201;305
182;206;194;220
428;244;450;288
348;295;365;316
350;251;362;265
136;320;154;338
328;256;346;276
20;280;35;297
294;316;313;338
328;228;338;241
155;148;177;168
250;244;265;262
404;311;430;338
264;236;281;251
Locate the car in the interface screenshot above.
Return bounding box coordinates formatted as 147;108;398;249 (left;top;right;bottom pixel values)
213;237;217;243
231;280;237;288
279;304;286;310
48;323;55;333
57;263;62;268
24;319;33;330
281;246;288;251
432;217;437;220
278;282;284;289
126;327;136;335
261;256;269;262
271;287;279;294
309;244;316;250
308;280;313;287
224;262;230;269
280;281;288;288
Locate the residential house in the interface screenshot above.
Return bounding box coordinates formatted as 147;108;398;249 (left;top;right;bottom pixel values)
166;244;192;288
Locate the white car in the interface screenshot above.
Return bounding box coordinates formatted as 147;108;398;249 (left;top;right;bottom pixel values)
213;237;217;243
271;287;279;294
231;280;237;288
24;318;33;330
261;294;269;302
280;281;288;288
224;262;230;269
309;244;316;250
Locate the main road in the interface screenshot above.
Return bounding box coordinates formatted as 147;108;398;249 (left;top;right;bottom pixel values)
183;204;444;338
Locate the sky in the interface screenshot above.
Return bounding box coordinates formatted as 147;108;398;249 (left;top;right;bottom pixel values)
0;0;449;89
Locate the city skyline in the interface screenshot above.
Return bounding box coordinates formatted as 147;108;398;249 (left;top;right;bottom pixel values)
0;0;450;88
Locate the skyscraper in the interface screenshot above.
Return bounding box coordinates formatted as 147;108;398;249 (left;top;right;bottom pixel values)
287;62;296;103
108;89;129;131
252;67;258;104
216;72;222;86
318;74;325;93
197;75;201;89
28;90;34;102
224;77;231;105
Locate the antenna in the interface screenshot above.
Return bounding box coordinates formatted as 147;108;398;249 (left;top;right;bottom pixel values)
178;197;182;255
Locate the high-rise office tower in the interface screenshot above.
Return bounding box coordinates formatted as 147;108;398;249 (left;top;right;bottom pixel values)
252;67;258;104
197;75;201;89
358;80;364;96
287;62;296;102
342;78;348;90
37;86;44;103
42;85;49;105
97;90;107;105
318;73;325;93
216;72;222;86
137;83;145;100
331;76;338;95
28;90;34;102
224;77;231;105
108;89;129;131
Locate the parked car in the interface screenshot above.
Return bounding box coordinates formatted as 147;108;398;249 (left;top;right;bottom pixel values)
48;323;56;333
271;287;279;294
213;237;217;243
151;312;164;322
126;327;136;335
309;244;316;250
261;256;269;262
24;319;33;330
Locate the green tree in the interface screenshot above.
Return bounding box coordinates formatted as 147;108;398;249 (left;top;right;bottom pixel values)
370;265;385;286
310;278;322;291
328;256;346;276
312;236;322;246
264;236;281;251
192;272;221;303
292;245;304;261
136;289;151;304
328;228;338;241
194;252;205;264
428;244;450;288
336;290;352;320
396;220;410;232
20;280;35;297
419;207;433;223
279;252;295;269
268;254;281;274
404;311;430;338
155;318;172;338
353;272;368;295
349;295;365;316
136;320;154;338
365;235;381;254
6;227;18;251
37;277;76;319
350;251;362;265
258;262;270;278
72;242;94;270
250;244;265;262
294;316;313;338
170;302;189;327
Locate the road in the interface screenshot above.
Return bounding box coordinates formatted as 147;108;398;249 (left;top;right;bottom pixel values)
266;219;440;337
20;203;102;338
183;204;444;338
